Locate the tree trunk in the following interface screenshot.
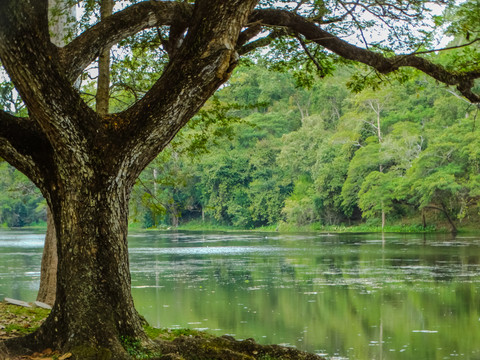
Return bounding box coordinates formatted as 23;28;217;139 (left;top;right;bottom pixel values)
96;0;114;115
48;0;74;45
441;203;457;234
381;207;385;231
18;171;148;358
425;204;457;234
374;103;385;230
170;204;179;228
379;163;385;231
36;207;57;306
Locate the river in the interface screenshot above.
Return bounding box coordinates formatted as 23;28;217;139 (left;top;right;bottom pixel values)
0;230;479;359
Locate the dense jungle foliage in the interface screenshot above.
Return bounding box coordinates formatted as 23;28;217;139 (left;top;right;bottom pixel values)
2;60;478;232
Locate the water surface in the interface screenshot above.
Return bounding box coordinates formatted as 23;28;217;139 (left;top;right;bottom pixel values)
1;230;480;359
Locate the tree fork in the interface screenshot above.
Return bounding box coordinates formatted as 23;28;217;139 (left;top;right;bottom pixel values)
0;0;259;358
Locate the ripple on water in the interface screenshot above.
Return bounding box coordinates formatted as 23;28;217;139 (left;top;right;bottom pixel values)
129;246;289;256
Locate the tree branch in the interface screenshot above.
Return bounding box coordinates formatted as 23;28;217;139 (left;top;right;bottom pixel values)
0;0;99;165
238;28;286;55
59;2;479;105
60;1;193;82
115;0;257;184
296;34;325;74
0;110;53;190
406;38;480;56
337;0;369;49
250;9;480;103
237;22;263;49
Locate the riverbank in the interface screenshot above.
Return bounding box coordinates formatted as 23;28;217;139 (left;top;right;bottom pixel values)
141;220;465;234
0;301;324;360
16;207;480;234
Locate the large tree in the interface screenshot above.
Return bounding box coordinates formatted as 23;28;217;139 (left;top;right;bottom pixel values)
0;0;478;358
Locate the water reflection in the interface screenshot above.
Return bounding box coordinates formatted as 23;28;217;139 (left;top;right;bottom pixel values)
0;230;44;301
128;231;480;359
1;230;480;359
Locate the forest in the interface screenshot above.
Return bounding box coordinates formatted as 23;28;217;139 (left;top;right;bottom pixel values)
1;61;478;233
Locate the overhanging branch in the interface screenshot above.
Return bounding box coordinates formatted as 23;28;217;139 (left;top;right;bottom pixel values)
59;2;479;104
296;34;324;74
250;9;480;103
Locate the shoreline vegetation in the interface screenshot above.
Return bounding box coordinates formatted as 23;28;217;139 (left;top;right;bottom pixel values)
132;217;479;234
0;302;324;360
175;221;440;233
2;63;479;239
11;219;478;234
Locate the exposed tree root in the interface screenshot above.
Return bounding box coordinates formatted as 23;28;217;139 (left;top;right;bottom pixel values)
1;334;326;360
154;335;326;360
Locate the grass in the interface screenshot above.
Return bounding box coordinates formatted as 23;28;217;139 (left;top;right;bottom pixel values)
167;218;443;234
120;335;163;359
310;223;439;233
0;302;50;338
163;220;280;233
144;325;211;342
0;303;214;359
148;217;460;234
177;220;242;232
274;221;440;233
134;220;462;234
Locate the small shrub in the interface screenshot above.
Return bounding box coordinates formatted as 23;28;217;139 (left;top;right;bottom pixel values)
120;336;161;359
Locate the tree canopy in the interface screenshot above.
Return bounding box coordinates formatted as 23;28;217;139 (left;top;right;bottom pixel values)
122;61;478;233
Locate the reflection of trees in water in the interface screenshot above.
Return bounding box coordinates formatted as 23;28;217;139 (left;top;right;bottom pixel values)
130;233;480;359
0;250;42;301
4;231;480;359
213;259;253;287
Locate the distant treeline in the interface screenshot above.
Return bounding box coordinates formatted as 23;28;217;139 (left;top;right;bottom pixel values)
129;63;480;232
1;63;479;231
